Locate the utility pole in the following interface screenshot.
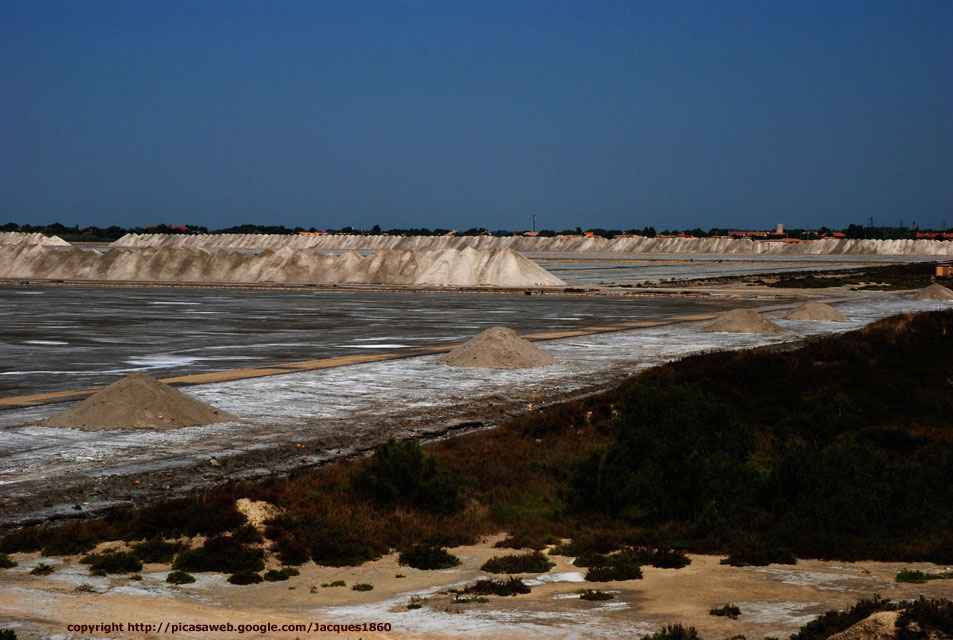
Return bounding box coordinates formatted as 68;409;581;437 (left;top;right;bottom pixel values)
532;214;536;233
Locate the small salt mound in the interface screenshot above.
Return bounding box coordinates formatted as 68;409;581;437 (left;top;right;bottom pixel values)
911;282;953;300
827;611;899;640
43;373;237;430
436;327;559;369
782;301;851;322
700;308;788;334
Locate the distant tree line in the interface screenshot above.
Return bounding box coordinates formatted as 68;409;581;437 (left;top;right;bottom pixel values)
3;220;951;241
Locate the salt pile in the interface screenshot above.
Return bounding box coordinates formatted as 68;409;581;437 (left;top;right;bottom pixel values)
910;283;953;300
781;301;851;322
0;246;565;288
0;231;69;246
436;327;559;369
111;232;953;257
699;308;789;334
43;373;237;430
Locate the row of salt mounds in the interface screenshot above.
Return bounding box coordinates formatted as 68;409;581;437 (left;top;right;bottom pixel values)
0;231;70;246
111;233;953;256
911;283;953;300
437;327;559;369
781;300;851;321
0;245;565;287
700;308;788;334
43;373;236;430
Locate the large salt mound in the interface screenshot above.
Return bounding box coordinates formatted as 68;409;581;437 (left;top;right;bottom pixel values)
43;373;237;430
0;231;69;246
110;232;953;256
699;308;789;334
781;300;851;322
436;327;559;369
911;282;953;300
0;245;564;288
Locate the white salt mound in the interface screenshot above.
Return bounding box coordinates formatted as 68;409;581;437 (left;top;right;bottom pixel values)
700;308;789;334
782;301;851;322
436;327;559;369
911;282;953;300
43;373;237;430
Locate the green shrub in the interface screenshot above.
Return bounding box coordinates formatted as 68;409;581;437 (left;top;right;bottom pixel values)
481;552;554;574
231;524;264;545
30;563;55;576
228;571;262;585
584;551;643;582
131;538;183;564
263;567;300;581
82;551;142;575
41;522;99;556
463;577;530;596
720;549;796;567
407;603;422;610
351;583;373;591
310;529;380;567
641;624;702;640
0;629;17;640
324;580;346;587
896;569;929;583
0;526;44;554
0;553;16;568
398;545;461;570
130;574;142;580
351;438;464;514
172;536;264;573
494;535;545;551
710;604;741;619
896;598;953;640
166;570;195;584
579;589;614;601
790;597;903;640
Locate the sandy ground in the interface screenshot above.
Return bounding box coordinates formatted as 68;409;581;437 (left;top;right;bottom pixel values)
2;535;953;639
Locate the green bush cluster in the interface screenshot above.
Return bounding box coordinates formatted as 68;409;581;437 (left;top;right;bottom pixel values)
81;550;143;575
398;544;461;570
351;438;464;514
172;536;264;573
481;552;554;574
462;577;531;596
583;551;643;582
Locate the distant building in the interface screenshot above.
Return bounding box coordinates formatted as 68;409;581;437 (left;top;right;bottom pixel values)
937;264;952;279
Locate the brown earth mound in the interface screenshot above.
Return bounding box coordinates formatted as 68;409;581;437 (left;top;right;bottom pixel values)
700;308;789;334
782;301;851;322
43;373;237;430
436;327;559;369
828;611;899;640
911;283;953;300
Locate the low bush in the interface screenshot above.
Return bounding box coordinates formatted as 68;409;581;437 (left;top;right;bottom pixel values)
351;583;373;591
0;630;16;639
641;624;702;640
896;569;929;583
0;553;16;568
172;536;264;573
263;567;300;581
131;538;183;564
462;577;530;596
481;552;554;574
323;580;346;587
30;563;55;576
579;589;614;601
81;551;142;575
398;545;461;570
584;551;643;582
166;570;195;584
228;571;262;585
494;535;546;551
790;597;903;640
710;604;741;619
896;598;953;640
720;548;796;567
231;524;264;545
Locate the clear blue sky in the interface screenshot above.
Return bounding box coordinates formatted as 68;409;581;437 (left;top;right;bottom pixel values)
2;0;951;231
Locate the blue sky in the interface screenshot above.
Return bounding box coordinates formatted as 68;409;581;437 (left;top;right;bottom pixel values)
2;0;951;231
